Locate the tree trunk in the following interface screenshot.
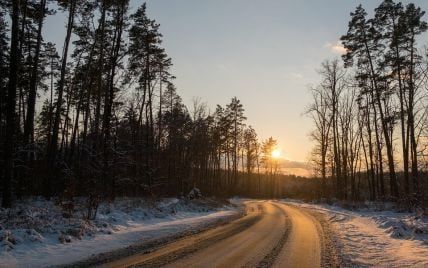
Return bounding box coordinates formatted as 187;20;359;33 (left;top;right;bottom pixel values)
46;0;76;198
24;0;46;148
102;0;126;199
93;1;107;149
2;0;20;208
364;42;398;198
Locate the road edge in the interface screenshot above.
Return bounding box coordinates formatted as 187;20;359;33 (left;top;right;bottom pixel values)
301;206;343;268
60;209;245;268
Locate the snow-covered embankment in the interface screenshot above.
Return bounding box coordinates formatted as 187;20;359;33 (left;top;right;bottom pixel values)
283;200;428;267
0;197;240;267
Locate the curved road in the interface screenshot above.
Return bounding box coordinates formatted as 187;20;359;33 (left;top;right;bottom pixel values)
104;200;323;268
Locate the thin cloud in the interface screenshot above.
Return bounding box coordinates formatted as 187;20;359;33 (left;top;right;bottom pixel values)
324;41;347;55
288;72;304;79
279;160;312;177
279;159;310;169
216;63;231;73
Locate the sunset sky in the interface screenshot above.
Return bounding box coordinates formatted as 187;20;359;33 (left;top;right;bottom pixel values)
44;0;428;174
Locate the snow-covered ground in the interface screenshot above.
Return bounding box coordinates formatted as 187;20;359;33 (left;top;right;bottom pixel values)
0;197;240;267
283;199;428;267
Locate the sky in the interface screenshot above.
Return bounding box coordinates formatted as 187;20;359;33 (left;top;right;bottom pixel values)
44;0;428;175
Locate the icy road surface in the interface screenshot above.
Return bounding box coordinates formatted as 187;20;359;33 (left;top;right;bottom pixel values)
105;200;325;268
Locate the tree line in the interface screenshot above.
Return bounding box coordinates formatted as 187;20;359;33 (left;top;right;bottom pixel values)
0;0;308;208
307;0;428;208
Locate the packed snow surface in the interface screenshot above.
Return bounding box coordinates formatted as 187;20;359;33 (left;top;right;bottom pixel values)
0;197;239;267
283;199;428;267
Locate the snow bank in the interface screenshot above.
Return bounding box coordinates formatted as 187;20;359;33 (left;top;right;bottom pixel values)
0;197;239;267
282;199;428;267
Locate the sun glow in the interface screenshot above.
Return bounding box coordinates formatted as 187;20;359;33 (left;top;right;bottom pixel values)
271;149;281;159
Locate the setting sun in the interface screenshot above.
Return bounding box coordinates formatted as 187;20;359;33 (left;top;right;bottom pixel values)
271;149;281;158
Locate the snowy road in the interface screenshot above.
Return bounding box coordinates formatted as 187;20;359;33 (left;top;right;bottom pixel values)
104;200;324;268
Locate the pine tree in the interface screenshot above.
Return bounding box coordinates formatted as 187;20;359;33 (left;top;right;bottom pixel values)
46;0;77;198
400;3;427;194
24;0;49;149
3;0;20;208
226;97;246;189
127;3;170;190
0;0;9;137
341;5;399;198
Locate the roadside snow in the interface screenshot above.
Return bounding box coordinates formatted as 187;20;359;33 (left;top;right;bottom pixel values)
282;200;428;267
0;197;239;268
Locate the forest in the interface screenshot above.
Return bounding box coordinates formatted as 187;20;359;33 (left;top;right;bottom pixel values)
0;0;315;209
2;1;428;267
307;0;428;209
2;0;428;211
